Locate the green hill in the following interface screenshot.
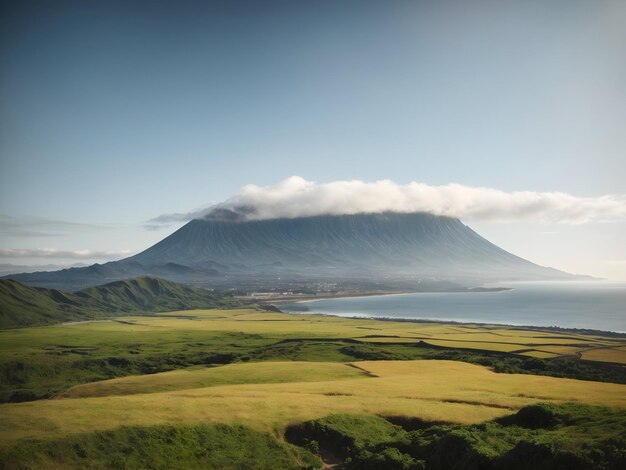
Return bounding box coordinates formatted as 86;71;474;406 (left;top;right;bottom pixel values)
0;280;90;328
74;277;235;313
0;277;237;329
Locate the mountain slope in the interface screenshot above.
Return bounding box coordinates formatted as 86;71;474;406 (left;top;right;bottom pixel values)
4;213;577;290
127;212;572;281
0;277;236;329
0;279;90;328
75;277;232;313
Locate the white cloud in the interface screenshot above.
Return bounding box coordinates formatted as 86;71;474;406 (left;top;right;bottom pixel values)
0;248;133;259
213;177;626;222
147;177;626;226
144;209;209;230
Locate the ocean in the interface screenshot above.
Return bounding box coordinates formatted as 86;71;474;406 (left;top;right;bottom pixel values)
280;281;626;333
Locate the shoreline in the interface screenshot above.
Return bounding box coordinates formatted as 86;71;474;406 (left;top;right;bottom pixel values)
251;286;512;304
271;309;626;337
268;283;626;336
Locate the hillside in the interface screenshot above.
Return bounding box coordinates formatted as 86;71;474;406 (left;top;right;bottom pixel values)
0;277;236;329
74;277;233;313
4;213;578;291
0;280;91;328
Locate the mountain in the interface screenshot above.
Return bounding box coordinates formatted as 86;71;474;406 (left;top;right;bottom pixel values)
0;277;236;329
3;212;578;291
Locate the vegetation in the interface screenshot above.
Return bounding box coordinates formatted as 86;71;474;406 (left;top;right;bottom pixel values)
0;279;91;329
1;360;624;447
288;403;626;469
407;346;626;384
75;277;237;312
0;277;237;328
0;308;625;468
57;361;369;398
1;309;625;403
286;414;408;459
0;423;321;469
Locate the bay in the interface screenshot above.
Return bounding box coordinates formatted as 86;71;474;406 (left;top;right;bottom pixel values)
280;281;626;333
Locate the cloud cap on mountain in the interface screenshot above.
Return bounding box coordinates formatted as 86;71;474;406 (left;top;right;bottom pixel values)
199;176;626;224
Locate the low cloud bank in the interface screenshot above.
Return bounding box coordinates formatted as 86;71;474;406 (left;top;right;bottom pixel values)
0;248;132;259
149;176;626;226
0;214;107;238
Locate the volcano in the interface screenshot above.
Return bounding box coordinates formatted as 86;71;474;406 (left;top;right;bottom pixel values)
5;213;576;290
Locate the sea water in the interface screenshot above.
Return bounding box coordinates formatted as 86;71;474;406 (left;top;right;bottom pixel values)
280;281;626;333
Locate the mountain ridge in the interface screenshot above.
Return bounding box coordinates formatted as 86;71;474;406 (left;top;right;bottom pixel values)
3;212;581;291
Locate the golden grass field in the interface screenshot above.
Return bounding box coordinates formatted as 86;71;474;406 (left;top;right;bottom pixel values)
1;308;625;450
1;359;625;447
57;361;370;398
581;347;626;364
120;308;626;362
4;308;624;364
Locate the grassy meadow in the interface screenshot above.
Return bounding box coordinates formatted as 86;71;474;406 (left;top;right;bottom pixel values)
3;359;625;446
3;308;626;403
1;308;625;468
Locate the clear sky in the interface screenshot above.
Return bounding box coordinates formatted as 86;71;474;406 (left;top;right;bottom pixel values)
1;0;625;279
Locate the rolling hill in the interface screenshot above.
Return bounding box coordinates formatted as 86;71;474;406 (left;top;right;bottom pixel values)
0;277;236;329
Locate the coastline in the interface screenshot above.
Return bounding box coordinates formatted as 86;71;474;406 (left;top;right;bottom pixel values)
253;286;512;304
270;283;626;336
270;308;626;338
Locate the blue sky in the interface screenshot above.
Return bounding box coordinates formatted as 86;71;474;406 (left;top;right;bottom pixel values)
1;0;625;279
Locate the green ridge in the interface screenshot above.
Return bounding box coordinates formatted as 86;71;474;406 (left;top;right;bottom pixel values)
0;277;236;329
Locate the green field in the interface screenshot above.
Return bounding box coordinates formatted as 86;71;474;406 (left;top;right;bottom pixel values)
57;361;370;398
3;308;626;403
3;359;624;445
1;308;625;468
